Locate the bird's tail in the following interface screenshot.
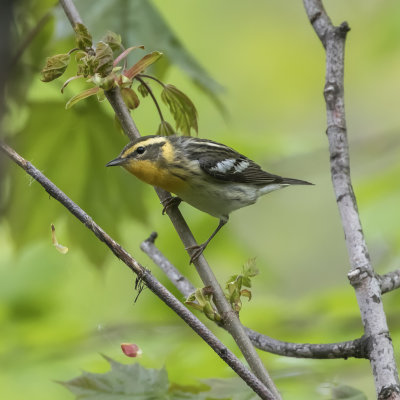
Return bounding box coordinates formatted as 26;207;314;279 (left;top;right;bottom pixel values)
282;177;313;186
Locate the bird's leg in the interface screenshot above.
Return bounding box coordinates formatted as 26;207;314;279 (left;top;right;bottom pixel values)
161;196;182;215
186;217;228;264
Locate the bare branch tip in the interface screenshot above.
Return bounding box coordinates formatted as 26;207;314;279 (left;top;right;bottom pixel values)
145;231;158;244
339;21;351;34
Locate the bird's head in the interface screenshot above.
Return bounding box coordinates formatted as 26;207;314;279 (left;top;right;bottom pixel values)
106;135;169;168
106;135;180;189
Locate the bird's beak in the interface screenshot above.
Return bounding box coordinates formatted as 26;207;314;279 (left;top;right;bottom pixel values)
106;157;126;167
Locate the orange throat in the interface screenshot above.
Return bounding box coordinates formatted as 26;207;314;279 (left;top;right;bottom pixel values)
124;160;185;194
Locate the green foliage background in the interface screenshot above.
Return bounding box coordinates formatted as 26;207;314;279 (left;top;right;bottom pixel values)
1;0;400;399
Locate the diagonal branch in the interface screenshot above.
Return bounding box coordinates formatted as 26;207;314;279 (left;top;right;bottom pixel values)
0;140;275;400
303;1;400;398
58;1;280;398
141;234;368;360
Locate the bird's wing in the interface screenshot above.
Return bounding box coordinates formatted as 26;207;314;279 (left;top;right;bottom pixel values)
197;145;283;185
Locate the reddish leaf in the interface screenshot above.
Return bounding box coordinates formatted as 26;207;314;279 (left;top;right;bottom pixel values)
65;87;100;109
124;51;162;79
120;343;142;358
113;46;145;67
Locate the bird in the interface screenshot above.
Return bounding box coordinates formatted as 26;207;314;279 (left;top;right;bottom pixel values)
106;135;312;263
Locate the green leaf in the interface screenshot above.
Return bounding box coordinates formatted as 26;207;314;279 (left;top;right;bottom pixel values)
74;22;93;50
120;87;140;110
102;30;122;51
5;100;147;265
202;377;259;400
59;357;266;400
59;358;244;400
185;288;221;321
161;84;198;136
41;53;70;82
184;301;204;312
243;258;258;279
95;42;114;77
331;384;368;400
60;356;169;399
113;45;145;67
124;51;162;79
240;289;252;301
137;82;149;97
156;121;176;136
65;87;100;109
56;0;223;101
97;89;106;102
241;276;252;288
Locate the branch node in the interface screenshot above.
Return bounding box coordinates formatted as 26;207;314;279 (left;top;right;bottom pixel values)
355;335;372;359
336;192;348;203
347;265;372;287
323;81;339;107
310;11;321;24
378;384;400;400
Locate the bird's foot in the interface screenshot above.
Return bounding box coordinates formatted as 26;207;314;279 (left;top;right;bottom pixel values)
161;196;182;215
186;243;207;264
186;244;206;264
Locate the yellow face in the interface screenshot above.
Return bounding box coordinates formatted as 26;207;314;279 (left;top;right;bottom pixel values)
117;137;186;194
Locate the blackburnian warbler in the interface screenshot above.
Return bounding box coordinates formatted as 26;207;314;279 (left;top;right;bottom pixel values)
107;135;312;262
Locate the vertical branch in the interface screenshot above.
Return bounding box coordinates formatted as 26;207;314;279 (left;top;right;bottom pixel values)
303;1;400;398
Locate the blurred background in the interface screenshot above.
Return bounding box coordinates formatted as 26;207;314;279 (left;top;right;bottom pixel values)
1;0;400;398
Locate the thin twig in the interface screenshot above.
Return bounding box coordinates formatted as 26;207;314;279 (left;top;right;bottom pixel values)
303;1;400;398
140;234;368;359
58;1;280;398
140;232;196;296
246;329;366;359
135;76;165;122
137;73;165;87
60;0;82;25
0;140;275;400
378;269;400;295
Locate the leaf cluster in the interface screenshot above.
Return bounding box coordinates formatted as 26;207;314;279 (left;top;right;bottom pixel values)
186;259;258;320
186;287;221;322
41;23;198;136
225;258;258;313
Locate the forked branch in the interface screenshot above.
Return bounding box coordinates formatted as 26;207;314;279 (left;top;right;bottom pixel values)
141;234;367;360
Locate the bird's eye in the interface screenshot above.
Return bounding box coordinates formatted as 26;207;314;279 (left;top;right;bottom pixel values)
136;146;145;155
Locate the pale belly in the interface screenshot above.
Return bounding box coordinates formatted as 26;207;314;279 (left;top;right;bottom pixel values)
175;182;261;219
